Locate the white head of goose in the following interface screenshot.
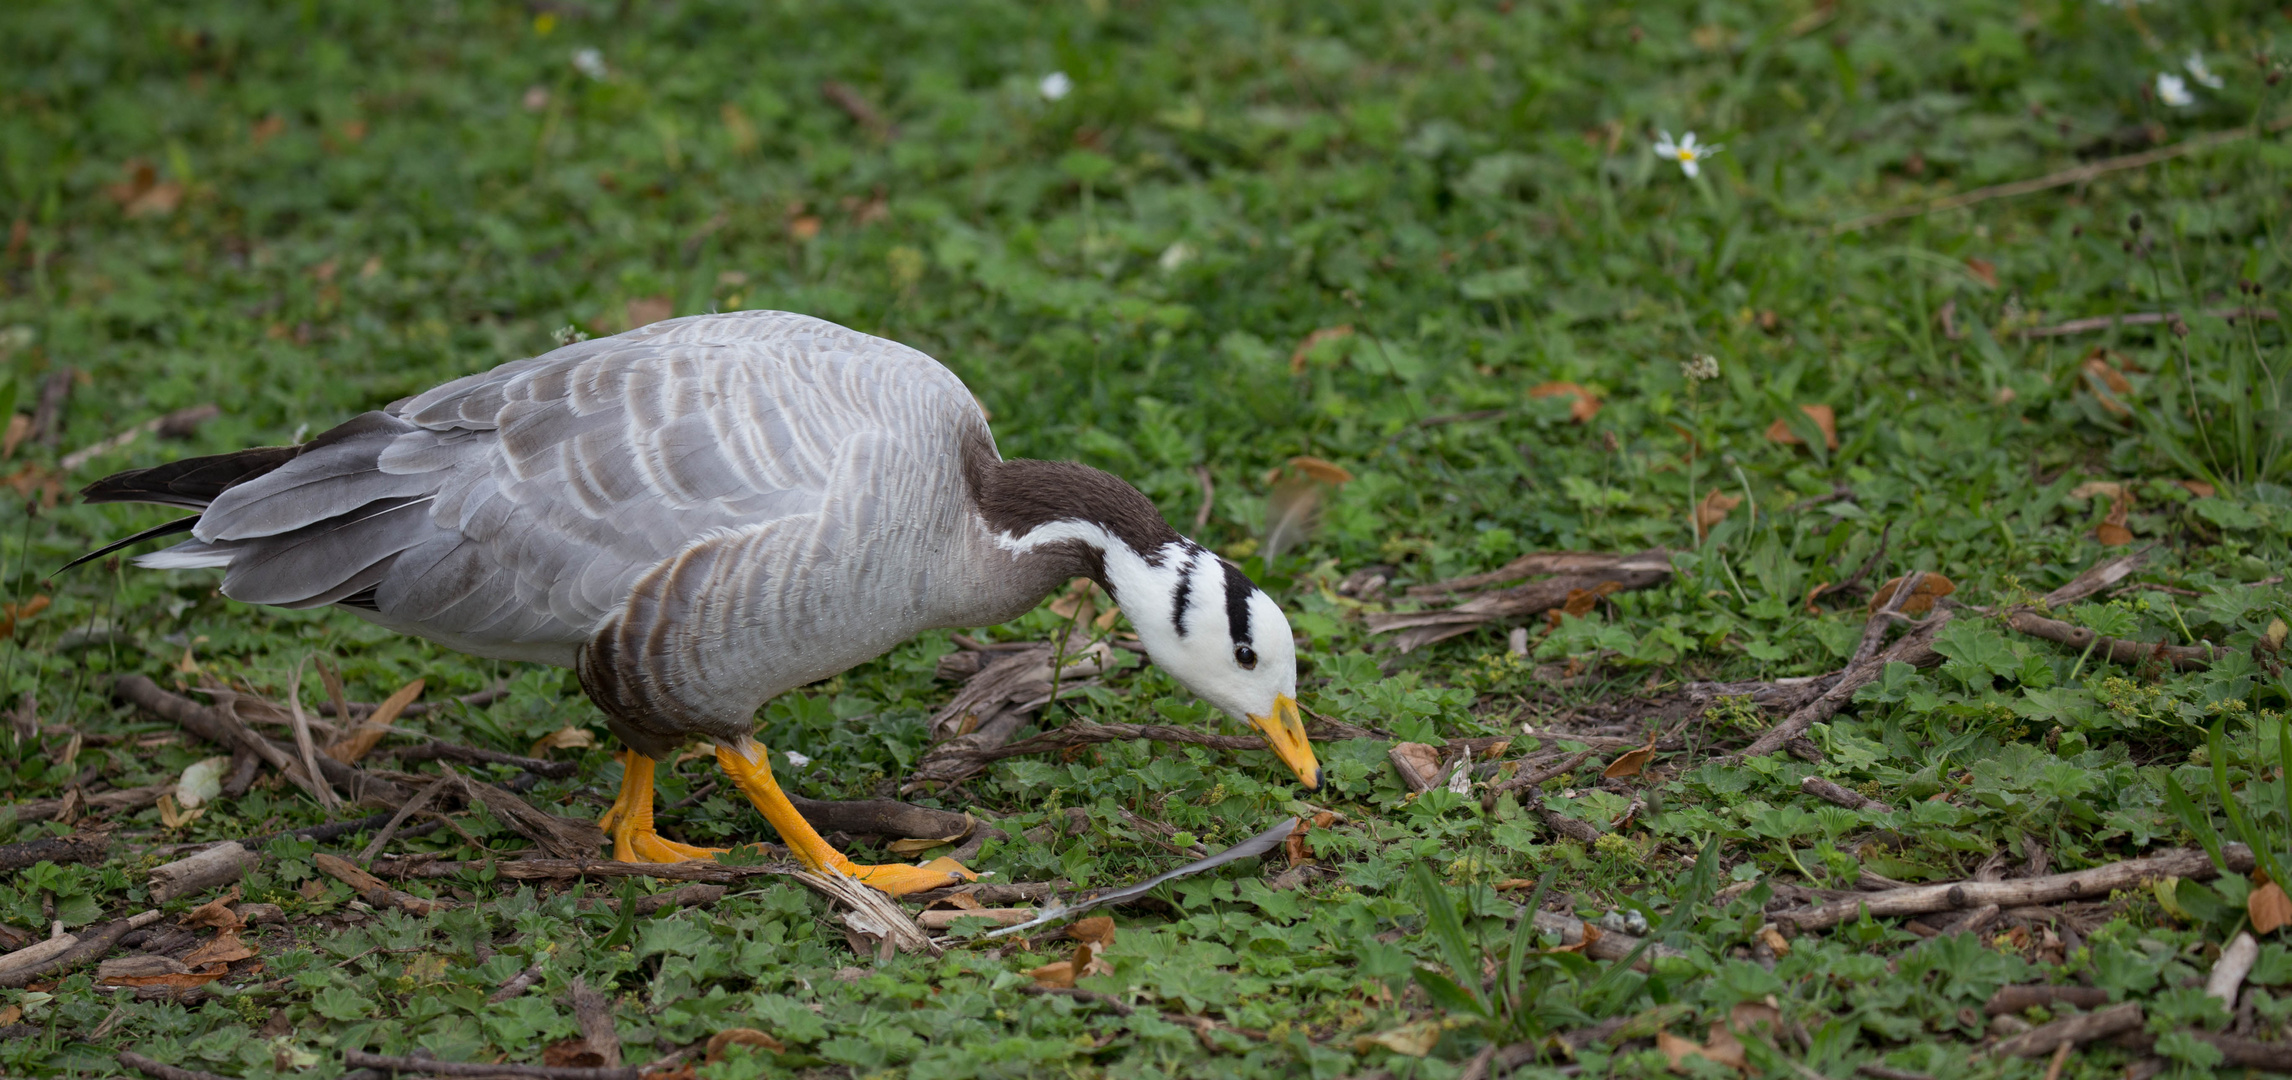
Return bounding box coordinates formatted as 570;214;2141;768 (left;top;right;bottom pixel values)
74;310;1321;897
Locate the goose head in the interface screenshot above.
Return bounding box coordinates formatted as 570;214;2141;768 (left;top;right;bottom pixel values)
976;456;1322;790
1115;545;1320;792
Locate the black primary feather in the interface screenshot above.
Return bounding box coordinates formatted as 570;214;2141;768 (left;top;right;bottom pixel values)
55;516;199;574
79;445;302;509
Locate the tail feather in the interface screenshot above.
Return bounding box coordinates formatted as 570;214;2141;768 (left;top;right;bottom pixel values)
67;444;302;575
79;445;301;510
56;516;202;574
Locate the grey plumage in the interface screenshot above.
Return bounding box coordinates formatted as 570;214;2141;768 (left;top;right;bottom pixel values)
119;312;1073;757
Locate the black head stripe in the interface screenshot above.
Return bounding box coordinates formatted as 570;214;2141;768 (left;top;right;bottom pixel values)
1171;549;1198;637
1221;559;1254;646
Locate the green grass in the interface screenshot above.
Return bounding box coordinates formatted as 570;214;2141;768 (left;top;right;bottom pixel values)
2;1;2290;1077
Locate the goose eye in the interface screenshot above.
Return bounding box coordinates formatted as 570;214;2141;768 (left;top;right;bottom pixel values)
1234;645;1257;669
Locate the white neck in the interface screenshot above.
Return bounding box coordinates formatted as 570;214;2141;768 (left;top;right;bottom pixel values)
994;520;1196;630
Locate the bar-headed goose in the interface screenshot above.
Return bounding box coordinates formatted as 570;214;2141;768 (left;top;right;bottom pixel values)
76;311;1321;896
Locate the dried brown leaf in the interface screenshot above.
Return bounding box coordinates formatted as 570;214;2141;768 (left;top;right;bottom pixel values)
313;852;386;893
183;928;257;966
1867;574;1957;615
1529;381;1602;423
1603;746;1655;780
543;1038;607;1069
1764;404;1839;450
1695;490;1740;533
527;725;596;758
1285;455;1355;485
180;889;245;931
1289;325;1355;373
2179;479;2218;499
704;1028;786;1063
326;677;424;763
2081;350;2134;415
100;960;230;989
2251;882;2292;934
1965;257;1999;289
1352;1018;1448;1057
1068;916;1116;949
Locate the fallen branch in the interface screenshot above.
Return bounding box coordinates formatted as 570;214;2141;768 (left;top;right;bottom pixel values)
1405;550;1677;598
1986;984;2111;1016
786;795;975;843
1984;1001;2143;1059
1800;776;1896;815
1829;122;2274;234
113;676;413;808
315;853;452;916
378;741;577;778
1733;607;1949;761
2017;307;2276;338
1774;844;2251;931
2041;549;2151;607
2;783;170;825
318;684;510;719
2003;609;2219;671
0;909;161;989
1369;550;1673;653
344;1050;637;1080
148;842;258;903
1487;749;1597;798
372;856;801;885
0;832;108;873
119;1051;240;1080
908;634;1111;789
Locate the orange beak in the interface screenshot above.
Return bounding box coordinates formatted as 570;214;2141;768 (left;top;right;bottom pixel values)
1248;694;1321;790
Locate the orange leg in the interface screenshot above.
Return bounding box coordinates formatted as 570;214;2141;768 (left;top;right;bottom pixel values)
597;751;725;864
715;738;972;896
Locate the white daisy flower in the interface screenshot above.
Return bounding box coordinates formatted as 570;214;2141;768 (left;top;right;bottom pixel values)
2185;52;2224;90
1652;130;1722;178
1039;72;1073;102
571;47;607;81
2156;72;2194;107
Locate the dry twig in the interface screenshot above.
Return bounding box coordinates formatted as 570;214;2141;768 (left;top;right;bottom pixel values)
1830;123;2277;234
1774;845;2251;930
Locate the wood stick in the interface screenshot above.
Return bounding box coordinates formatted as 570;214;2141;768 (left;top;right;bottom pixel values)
568;977;622;1068
2003;609;2219;671
1735;609;1948;761
119;1051;240;1080
0;909;160;988
1830;123;2274;234
3;783;170;825
2016;307;2275;338
1800;776;1896;815
379;742;577;778
343;1050;638;1080
318;684;510;719
285;656;344;812
357;774;453;865
148;843;258;903
917;907;1036;929
2207;932;2260;1007
1488;749;1596;797
2041;549;2150;607
1775;845;2251;930
0;832;108;873
1985;1001;2143;1059
373;856;802;885
1987;984;2111;1016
